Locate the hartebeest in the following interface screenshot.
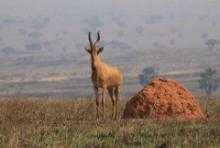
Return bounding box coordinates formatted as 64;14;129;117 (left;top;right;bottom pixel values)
85;32;123;120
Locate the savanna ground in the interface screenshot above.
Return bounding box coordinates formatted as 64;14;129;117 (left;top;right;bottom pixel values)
0;96;219;148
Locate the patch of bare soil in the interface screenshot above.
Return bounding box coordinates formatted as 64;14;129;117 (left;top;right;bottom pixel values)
123;78;205;121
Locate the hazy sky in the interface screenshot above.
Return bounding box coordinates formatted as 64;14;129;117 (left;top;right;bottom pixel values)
1;0;220;17
0;0;220;52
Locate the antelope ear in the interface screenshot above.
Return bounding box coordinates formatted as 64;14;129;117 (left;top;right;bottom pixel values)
98;47;104;54
85;48;91;54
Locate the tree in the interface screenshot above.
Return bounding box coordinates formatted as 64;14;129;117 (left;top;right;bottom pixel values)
139;67;158;86
135;26;144;34
205;39;220;52
198;68;220;97
2;47;15;56
28;31;43;40
25;43;42;52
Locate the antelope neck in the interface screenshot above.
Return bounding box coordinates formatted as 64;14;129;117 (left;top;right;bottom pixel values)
91;55;102;70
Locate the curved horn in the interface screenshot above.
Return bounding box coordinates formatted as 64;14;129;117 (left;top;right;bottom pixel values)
96;31;100;43
88;32;93;46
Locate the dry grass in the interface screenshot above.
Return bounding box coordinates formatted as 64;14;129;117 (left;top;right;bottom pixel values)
0;97;219;147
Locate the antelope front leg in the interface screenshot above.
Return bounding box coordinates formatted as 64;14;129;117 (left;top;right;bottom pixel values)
101;88;107;119
94;87;99;120
115;86;120;120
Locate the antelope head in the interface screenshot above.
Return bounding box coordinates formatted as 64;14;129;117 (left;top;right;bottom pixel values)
85;32;104;70
85;32;104;56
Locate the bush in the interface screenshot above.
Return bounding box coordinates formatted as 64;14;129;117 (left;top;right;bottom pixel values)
138;67;158;86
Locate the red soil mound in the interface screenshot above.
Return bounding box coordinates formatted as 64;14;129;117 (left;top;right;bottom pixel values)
123;78;205;121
